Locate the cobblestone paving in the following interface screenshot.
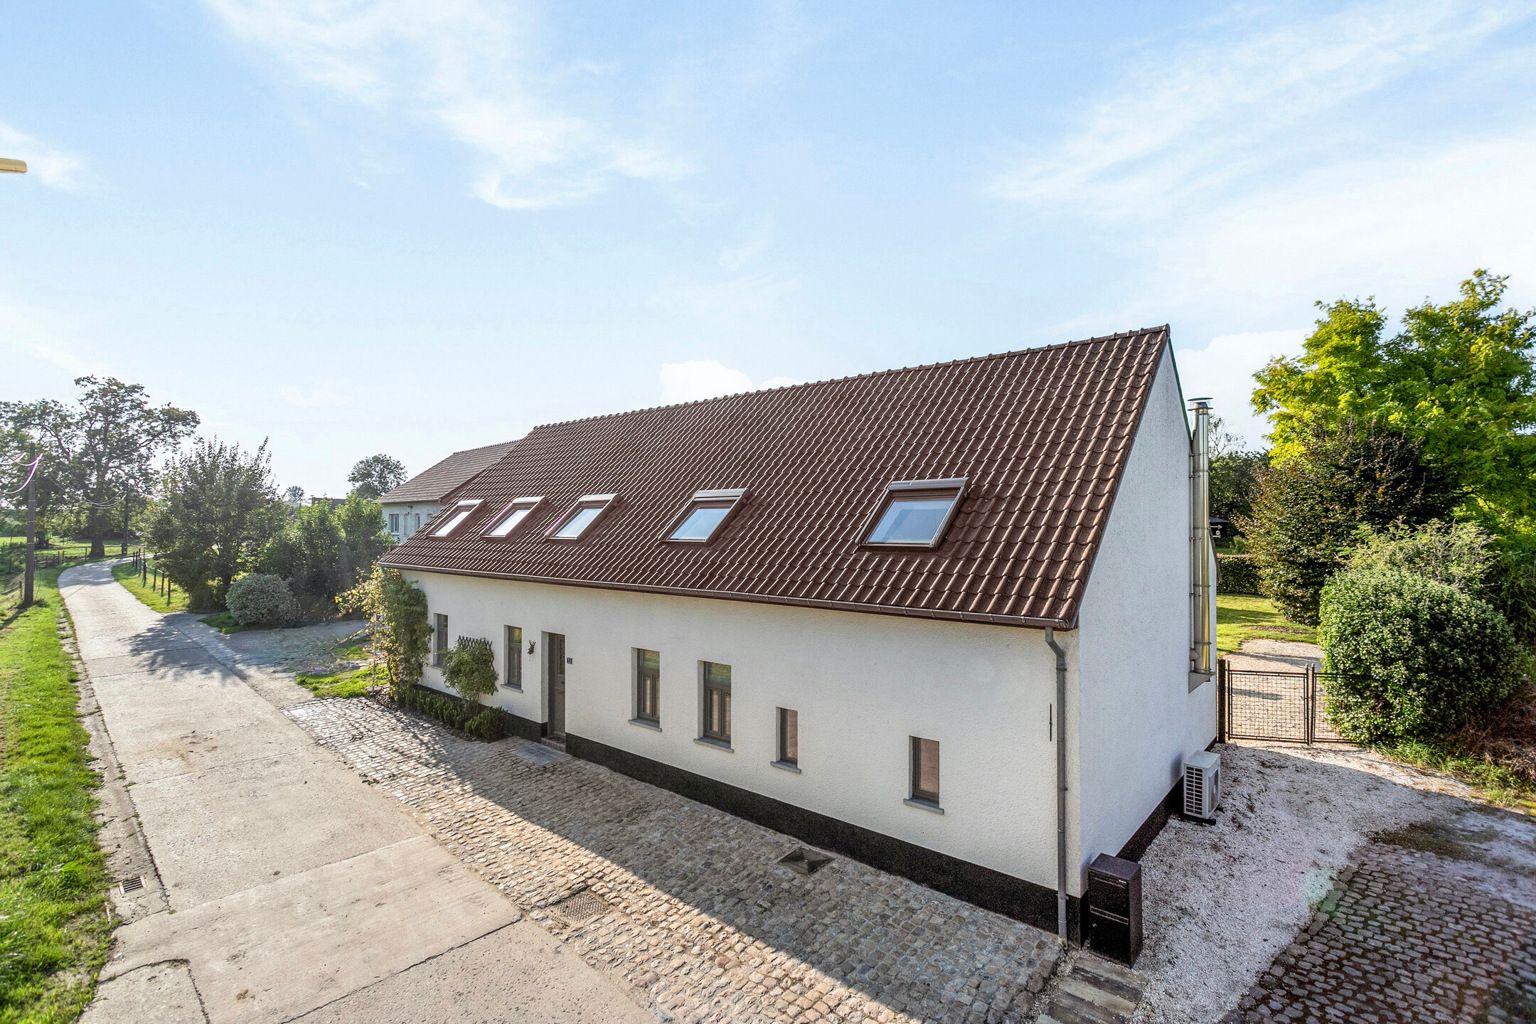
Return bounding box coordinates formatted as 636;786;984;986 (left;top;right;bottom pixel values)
1230;815;1536;1024
288;698;1062;1024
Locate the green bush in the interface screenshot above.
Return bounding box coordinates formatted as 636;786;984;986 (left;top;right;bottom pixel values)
396;685;503;740
443;636;496;701
224;573;298;626
1216;553;1261;594
1319;566;1524;742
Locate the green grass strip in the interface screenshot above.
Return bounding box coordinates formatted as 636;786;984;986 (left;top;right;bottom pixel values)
0;568;113;1023
110;560;189;614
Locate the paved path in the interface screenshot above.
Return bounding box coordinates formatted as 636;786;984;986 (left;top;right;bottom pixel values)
63;561;649;1024
291;697;1062;1023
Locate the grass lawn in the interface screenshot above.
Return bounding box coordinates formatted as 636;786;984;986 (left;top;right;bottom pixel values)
110;560;190;614
1216;593;1317;656
1377;735;1536;814
296;641;382;699
0;568;114;1023
196;611;251;634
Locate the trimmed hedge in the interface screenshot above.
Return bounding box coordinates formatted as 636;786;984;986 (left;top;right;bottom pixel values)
1318;566;1523;742
1216;553;1261;595
396;684;506;741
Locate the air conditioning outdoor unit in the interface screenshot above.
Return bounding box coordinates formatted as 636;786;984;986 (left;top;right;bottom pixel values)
1183;750;1221;823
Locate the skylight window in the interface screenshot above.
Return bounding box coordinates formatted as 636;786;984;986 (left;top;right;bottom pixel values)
482;497;543;539
430;500;482;538
663;488;747;543
862;479;965;548
547;494;616;540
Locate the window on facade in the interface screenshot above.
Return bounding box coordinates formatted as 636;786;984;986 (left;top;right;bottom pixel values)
413;513;421;531
634;648;660;723
431;500;481;538
483;498;542;539
777;708;798;767
388;512;400;534
548;494;616;540
863;480;965;548
664;488;747;543
504;626;522;688
433;614;448;667
701;661;732;744
910;736;940;805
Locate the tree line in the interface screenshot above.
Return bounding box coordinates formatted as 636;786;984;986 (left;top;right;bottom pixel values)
3;377;408;617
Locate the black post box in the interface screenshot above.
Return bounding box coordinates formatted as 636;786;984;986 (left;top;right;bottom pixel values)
1085;853;1143;966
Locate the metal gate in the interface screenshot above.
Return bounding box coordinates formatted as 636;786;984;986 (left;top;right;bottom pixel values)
1218;660;1350;745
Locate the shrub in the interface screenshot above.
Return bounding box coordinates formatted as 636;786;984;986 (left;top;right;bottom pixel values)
444;636;496;702
1318;566;1524;742
395;685;503;740
1216;553;1260;595
1346;521;1497;598
464;709;506;740
338;567;430;698
224;573;298;627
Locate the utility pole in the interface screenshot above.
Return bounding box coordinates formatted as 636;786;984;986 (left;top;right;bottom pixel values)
120;489;131;557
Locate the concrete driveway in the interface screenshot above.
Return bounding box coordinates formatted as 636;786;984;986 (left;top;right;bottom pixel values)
63;561;649;1024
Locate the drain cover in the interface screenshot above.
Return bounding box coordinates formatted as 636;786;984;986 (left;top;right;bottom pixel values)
119;875;145;894
778;848;833;876
550;890;608;922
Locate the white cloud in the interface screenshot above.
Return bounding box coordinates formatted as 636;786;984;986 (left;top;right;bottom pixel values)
0;121;87;191
1175;330;1307;449
990;0;1530;220
658;360;798;404
200;0;692;210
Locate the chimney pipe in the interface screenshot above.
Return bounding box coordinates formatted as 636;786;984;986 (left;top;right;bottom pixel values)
1190;398;1214;679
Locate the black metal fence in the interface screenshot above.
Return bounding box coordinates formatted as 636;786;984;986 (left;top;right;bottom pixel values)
1218;660;1351;745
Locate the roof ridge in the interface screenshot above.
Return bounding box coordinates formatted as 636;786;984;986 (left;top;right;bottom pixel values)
529;325;1170;432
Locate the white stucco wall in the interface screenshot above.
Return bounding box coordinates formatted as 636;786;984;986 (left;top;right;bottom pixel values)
382;502;438;543
404;570;1072;891
1072;347;1218;883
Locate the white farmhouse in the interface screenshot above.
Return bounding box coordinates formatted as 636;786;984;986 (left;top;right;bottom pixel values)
381;327;1218;941
378;441;516;543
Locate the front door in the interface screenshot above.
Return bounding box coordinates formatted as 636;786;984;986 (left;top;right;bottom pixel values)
546;633;566;739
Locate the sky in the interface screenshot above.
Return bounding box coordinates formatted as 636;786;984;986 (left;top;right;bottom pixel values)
3;1;1534;496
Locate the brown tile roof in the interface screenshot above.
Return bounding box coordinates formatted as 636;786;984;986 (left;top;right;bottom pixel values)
382;327;1172;629
378;441;519;504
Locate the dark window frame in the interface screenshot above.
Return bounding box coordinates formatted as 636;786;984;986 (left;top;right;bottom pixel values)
858;478;966;550
433;613;448;667
504;625;522;689
909;736;940;806
633;648;660;724
700;661;732;745
776;707;798;767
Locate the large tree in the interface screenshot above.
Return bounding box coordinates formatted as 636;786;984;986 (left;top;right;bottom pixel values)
146;438;279;609
7;378;199;557
1207;416;1267;527
1239;421;1458;624
260;494;392;606
347;454;406;501
1253;271;1536;527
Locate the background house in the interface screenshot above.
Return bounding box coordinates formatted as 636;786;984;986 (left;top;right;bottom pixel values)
378;441;516;543
382;328;1218;938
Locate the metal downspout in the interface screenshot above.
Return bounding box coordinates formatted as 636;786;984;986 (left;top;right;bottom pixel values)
1044;627;1069;942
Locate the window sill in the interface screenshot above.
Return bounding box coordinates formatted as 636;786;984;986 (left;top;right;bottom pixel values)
904;797;945;815
770;760;801;774
502;683;522;691
629;718;661;732
694;736;733;752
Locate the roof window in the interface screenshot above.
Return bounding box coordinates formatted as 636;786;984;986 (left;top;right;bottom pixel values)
663;488;747;543
547;494;616;541
862;479;965;548
430;499;482;538
482;497;543;539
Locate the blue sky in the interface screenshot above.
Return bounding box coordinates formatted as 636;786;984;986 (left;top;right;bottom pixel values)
4;1;1534;495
